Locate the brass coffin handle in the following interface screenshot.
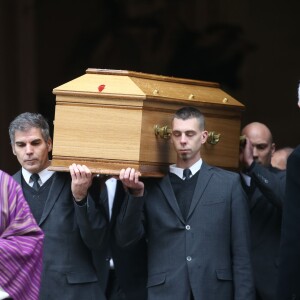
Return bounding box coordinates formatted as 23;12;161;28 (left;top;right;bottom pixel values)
154;125;172;139
154;125;221;144
207;131;221;145
239;135;246;147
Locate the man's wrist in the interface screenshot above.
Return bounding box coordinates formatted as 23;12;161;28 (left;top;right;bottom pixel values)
128;188;144;197
73;197;87;206
122;185;144;197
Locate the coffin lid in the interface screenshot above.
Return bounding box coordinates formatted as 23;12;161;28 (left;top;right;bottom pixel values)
53;68;244;111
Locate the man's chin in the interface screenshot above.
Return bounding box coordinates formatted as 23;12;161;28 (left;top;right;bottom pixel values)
179;154;189;160
23;163;39;173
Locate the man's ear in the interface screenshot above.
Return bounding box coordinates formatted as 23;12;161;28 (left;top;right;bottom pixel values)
12;145;16;155
271;143;276;155
47;138;53;152
201;130;208;144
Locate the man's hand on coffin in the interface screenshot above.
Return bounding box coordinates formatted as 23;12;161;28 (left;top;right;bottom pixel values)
119;167;144;197
239;136;254;170
69;163;94;201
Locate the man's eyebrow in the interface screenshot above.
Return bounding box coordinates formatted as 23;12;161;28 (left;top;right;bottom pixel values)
254;143;268;148
15;138;42;144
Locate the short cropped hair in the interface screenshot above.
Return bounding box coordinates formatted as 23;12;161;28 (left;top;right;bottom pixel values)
9;112;50;144
173;106;205;130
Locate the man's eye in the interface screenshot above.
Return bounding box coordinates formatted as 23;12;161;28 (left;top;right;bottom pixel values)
257;145;267;150
186;132;195;137
172;132;181;137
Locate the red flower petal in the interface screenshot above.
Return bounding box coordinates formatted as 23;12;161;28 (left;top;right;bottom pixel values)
98;84;105;92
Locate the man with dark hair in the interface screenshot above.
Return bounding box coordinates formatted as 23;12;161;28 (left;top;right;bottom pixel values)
116;107;254;300
239;122;286;300
9;112;106;300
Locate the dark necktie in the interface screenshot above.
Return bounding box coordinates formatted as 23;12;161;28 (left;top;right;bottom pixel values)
183;168;192;180
30;173;40;191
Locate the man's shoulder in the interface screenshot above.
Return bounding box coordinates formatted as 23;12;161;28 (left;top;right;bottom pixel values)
13;169;21;175
294;144;300;153
49;171;72;188
53;170;68;179
12;169;22;182
204;163;239;179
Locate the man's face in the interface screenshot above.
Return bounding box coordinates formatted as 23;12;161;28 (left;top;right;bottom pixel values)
242;124;275;167
12;127;52;173
171;117;208;167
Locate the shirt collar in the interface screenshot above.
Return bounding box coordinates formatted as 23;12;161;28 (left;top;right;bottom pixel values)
240;172;251;187
22;166;55;186
169;159;203;179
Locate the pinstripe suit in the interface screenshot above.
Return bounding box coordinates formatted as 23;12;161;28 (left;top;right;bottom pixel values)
116;162;255;300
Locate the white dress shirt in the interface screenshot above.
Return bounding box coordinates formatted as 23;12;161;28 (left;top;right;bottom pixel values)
22;167;55;187
105;177;118;269
169;159;203;179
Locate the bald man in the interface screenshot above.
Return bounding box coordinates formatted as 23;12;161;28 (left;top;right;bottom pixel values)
239;122;286;300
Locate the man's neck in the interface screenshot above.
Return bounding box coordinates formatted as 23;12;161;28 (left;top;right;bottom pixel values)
176;156;201;169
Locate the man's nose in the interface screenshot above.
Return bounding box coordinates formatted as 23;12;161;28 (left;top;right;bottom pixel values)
180;134;187;143
25;144;33;154
253;147;258;158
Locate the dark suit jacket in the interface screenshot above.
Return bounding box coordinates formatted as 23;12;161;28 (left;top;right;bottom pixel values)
277;145;300;300
116;163;255;300
75;179;147;300
14;171;106;300
241;162;286;300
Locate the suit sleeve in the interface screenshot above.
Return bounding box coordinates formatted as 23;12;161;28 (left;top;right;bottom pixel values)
115;190;146;248
74;177;108;250
277;146;300;299
248;162;285;208
231;174;255;300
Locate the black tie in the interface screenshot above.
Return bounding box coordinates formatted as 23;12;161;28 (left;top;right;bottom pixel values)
183;168;192;180
30;173;40;191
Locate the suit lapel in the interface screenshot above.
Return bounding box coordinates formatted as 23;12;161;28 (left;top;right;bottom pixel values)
39;172;66;226
159;174;185;223
13;170;22;185
90;176;109;221
248;187;260;210
240;174;258;210
187;162;213;219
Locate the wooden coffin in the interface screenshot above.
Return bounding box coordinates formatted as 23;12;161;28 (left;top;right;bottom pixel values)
50;68;245;177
